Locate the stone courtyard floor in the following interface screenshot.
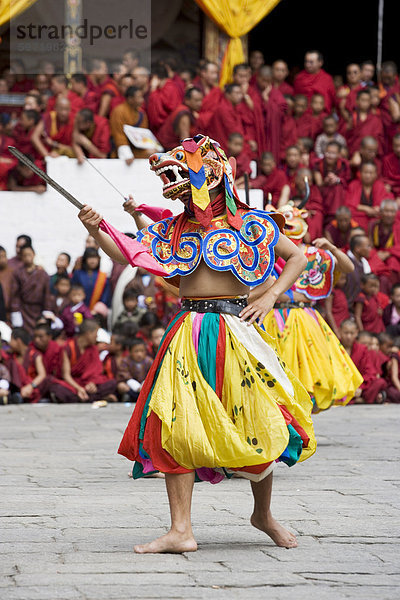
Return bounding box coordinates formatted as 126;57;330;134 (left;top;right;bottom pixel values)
0;403;399;600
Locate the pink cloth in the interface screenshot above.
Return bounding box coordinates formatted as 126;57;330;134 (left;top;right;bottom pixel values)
99;220;168;277
136;204;173;222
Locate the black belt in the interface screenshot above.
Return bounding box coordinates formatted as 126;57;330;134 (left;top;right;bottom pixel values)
182;297;247;317
275;301;310;309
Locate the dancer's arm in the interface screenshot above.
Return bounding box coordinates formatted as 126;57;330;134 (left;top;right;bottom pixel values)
312;237;354;273
240;234;307;325
78;205;128;264
123;196;150;230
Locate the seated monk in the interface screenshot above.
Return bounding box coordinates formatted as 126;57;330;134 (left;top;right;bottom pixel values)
340;320;387;404
324;206;358;251
292;94;314;138
110;86;155;165
70;73;99;114
368;199;400;287
345;161;394;232
146;63;181;137
46;74;84;114
341;89;384;158
350;136;382;180
280;145;304;194
48;319;116;403
32;97;75;158
279;167;323;240
226;133;251;186
313;141;352;225
249;152;288;207
31;323;63;380
7;155;46;193
72;109;110;164
157;87;203;151
205;83;245;155
382;133;400;197
12;109;41;159
308;93;327;139
7;327;46;403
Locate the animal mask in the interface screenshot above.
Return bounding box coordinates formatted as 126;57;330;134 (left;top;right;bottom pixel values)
278;203;309;241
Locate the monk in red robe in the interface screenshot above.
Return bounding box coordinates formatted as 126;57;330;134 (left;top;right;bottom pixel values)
46;75;84;114
279;167;323;240
272;60;293;95
49;320;116;403
70;73;99;114
378;61;400;153
157;88;203;151
232;64;261;158
340;320;386;404
8;327;47;403
308;94;327;139
7;158;46;193
280;146;304;195
336;63;363;113
32;323;63;379
205;84;245;155
72;109;110;164
346;161;393;232
293;51;336;112
341;89;384;157
10;246;53;335
12;109;41;159
368;199;400;286
196;61;222;130
324;275;350;336
382;133;400;197
350;136;382;180
249;65;287;162
292;95;314;138
226;133;251;184
313;141;351;225
32;97;75;158
147;64;181;136
324;206;358;251
249;152;288;207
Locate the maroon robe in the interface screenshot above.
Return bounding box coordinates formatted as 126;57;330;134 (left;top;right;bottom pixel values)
355;292;385;333
293;69;336;112
331;287;350;328
46;91;84;114
280;115;298;161
234;152;251;179
197;87;223;131
249;84;287;162
325;218;359;251
85;115;111;156
12;124;39;159
42;112;74;147
251;167;288;207
382;152;400;196
147;81;181;135
157;103;197;150
350;341;387;404
313;157;351;224
276;81;294;95
379;82;400;153
10;266;52;334
344;111;385;156
294;112;314;138
291;185;323;239
205;96;245;154
345;179;393;232
37;340;63;378
368;218;400;278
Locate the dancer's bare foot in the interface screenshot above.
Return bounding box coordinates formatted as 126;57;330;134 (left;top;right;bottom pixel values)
134;530;198;554
250;511;298;548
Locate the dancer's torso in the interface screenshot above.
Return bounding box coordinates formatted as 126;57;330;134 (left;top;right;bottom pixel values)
179;260;250;298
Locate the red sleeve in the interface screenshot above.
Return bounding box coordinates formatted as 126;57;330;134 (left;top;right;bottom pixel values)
92;117;111;155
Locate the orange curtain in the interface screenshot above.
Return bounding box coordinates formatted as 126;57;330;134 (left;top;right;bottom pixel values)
0;0;39;27
195;0;281;87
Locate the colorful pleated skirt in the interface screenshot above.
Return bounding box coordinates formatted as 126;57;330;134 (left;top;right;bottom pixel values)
264;306;363;412
118;309;316;484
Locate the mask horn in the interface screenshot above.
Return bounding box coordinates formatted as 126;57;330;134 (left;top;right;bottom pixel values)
298;176;310;209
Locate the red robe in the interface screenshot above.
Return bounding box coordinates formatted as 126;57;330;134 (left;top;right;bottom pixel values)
86;115;111;156
331;287;350;328
276;81;294;96
147;80;181;135
355;292;385;333
368;218;400;277
350;341;387;404
279;115;298;161
197;87;223;131
344;111;385;156
157;103;197;150
64;338;109;388
12;123;39;159
35;340;63;378
313;157;351;223
46;91;84;114
345;179;393;231
293;69;336;112
294;112;314;138
251;167;288;207
235;152;252;179
382;152;400;196
379;81;400;153
10;266;52;334
0;135;16;159
325;219;358;251
82;89;99;113
249;85;287;162
291;185;323;239
42;112;74;146
205;96;245;154
236;99;259;157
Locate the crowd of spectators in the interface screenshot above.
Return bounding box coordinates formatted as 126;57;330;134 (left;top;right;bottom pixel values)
2;48;400;404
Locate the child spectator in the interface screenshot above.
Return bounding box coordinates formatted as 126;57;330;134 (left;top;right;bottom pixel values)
354;274;387;333
137;312;161;357
31;323;62;380
309;93;327;139
383;283;400;337
8;157;46;193
8;327;46;403
48;319;116;403
313;140;351;225
72;108;111;164
103;333;126;382
324;273;350;337
378;332;400;403
292;94;313;138
226;132;251;184
0;345;11;404
314;115;347;158
115;289;146;328
250;152;288;207
150;325;166;358
297;137;315;168
50;252;71;294
71;247;111;311
51;275;71;316
357;330;373;349
324;206;357;250
340;319;386;403
116;338;153;401
12;109;41;159
60;284;92;338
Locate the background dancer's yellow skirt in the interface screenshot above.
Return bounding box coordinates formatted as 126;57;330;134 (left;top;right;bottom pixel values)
118;310;317;483
264;306;363;412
